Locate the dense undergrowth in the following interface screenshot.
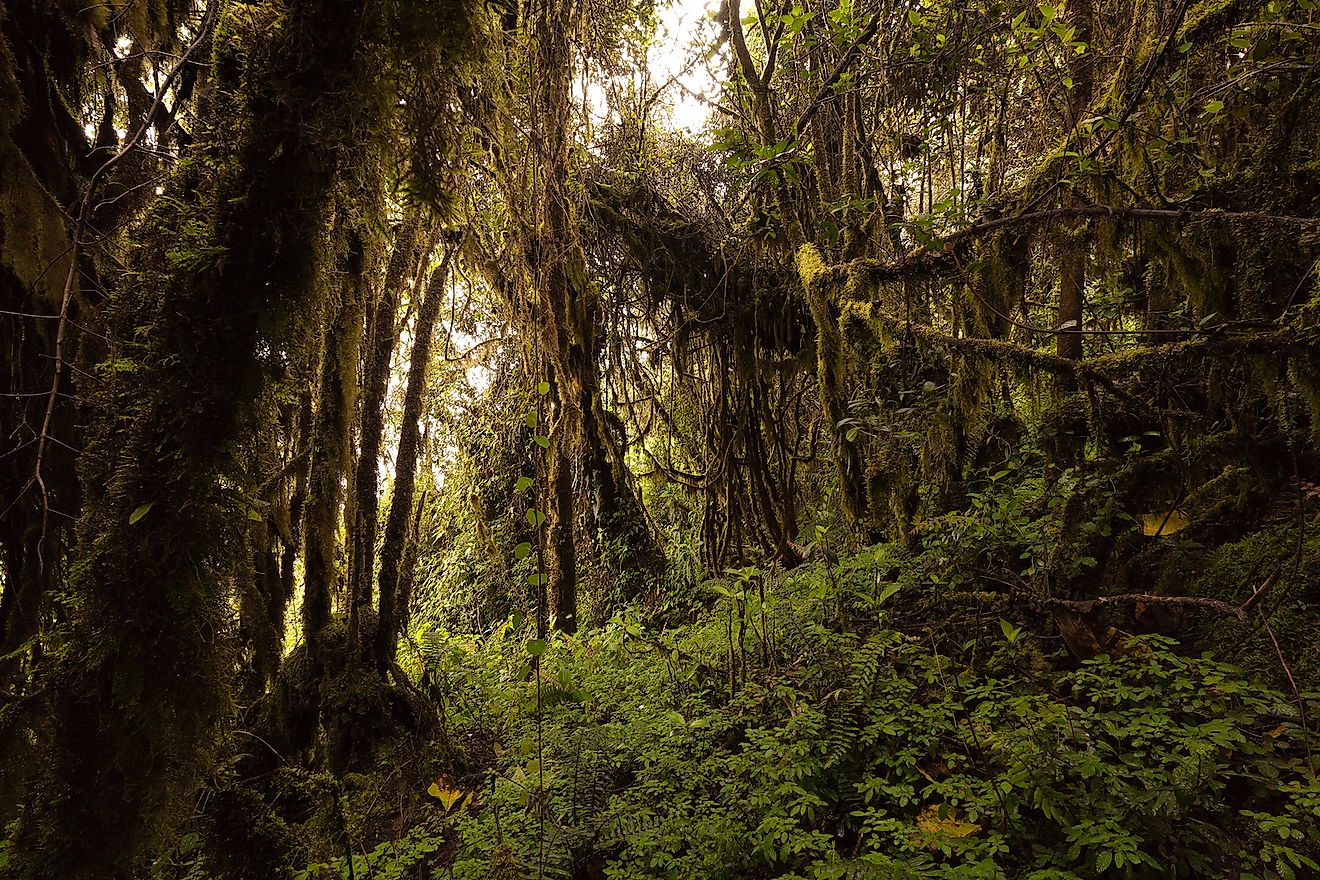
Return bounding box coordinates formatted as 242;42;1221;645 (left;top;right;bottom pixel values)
136;534;1316;880
7;446;1316;880
67;451;1311;880
3;0;1319;876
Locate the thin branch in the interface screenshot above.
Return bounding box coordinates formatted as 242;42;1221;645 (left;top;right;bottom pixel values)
1259;610;1314;773
791;12;883;138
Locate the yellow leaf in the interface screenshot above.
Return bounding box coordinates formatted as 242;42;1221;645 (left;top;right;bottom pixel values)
1138;510;1188;536
916;805;980;840
426;781;465;811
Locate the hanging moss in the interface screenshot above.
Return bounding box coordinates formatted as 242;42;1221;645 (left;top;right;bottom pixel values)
0;144;71;305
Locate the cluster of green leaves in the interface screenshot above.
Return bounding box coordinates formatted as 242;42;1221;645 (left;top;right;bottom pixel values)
919;454;1128;590
587;620;1317;879
292;821;448;880
303;545;1318;880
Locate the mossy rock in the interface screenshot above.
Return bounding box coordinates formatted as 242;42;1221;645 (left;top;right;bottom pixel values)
1184;522;1320;691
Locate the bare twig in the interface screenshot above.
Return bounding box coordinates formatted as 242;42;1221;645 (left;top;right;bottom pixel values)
1259;611;1314;774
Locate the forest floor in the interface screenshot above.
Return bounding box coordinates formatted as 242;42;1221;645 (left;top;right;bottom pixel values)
253;532;1320;880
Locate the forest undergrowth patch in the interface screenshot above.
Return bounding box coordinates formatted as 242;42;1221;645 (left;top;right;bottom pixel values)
270;541;1320;880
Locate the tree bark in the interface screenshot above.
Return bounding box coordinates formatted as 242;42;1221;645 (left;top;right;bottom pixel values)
375;251;451;669
11;2;374;873
304;233;366;651
548;419;578;633
1056;247;1086;361
1056;0;1094;364
348;221;421;621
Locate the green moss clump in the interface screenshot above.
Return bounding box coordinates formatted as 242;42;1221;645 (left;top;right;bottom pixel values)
1184;523;1320;690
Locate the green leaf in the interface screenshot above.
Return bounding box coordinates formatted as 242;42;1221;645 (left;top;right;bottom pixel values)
129;502;154;524
877;583;902;605
534;435;550;449
514;542;532;560
515;476;534;492
525;639;547;657
999;619;1021;643
525;509;547;527
527;573;545;587
523;411;538;428
537;381;551;395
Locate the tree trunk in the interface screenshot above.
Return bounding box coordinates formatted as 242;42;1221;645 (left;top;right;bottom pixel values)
11;1;374;873
304;233;366;651
348;221;421;621
375;251;451;669
548;420;578;633
1056;248;1086;361
1056;0;1093;365
394;489;430;647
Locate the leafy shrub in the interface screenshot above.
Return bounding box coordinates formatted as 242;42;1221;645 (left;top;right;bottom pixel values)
325;551;1319;880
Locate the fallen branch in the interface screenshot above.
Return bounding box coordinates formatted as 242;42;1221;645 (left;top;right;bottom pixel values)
1043;593;1249;621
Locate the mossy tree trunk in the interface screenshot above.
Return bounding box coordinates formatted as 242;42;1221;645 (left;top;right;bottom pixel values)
8;1;379;874
303;231;367;658
528;0;661;631
376;251;451;669
348;220;423;628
